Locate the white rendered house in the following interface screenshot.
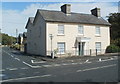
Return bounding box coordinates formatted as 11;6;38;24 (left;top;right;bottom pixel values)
25;4;110;57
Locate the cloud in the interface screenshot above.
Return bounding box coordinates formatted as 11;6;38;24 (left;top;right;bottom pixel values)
2;2;118;36
71;2;118;18
2;0;120;2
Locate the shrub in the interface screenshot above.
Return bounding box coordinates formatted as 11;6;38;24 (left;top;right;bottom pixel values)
10;44;20;50
106;44;120;53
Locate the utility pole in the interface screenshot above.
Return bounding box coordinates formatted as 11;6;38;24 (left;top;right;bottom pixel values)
16;29;18;44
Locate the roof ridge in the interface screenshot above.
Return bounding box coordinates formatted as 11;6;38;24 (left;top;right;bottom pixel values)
38;9;92;15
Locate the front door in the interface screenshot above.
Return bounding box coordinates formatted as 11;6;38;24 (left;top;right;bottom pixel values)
78;42;85;56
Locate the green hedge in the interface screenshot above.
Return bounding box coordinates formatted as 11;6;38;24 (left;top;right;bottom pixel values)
106;44;120;53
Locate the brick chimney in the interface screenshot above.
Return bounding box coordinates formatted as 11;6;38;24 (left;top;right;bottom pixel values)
61;4;71;15
91;8;101;17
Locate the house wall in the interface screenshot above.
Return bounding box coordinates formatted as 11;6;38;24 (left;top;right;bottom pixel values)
46;22;110;57
27;13;46;56
26;21;34;54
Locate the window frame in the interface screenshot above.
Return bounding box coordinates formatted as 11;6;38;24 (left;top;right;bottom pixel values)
95;26;101;36
78;25;84;35
95;42;101;52
58;24;64;35
57;42;65;54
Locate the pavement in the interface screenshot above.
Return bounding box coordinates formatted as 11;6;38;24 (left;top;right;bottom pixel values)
9;47;119;62
1;47;120;83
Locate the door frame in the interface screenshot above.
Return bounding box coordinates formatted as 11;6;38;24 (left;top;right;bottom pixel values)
78;42;85;56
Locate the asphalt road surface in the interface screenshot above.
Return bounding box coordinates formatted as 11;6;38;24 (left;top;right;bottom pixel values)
0;47;119;83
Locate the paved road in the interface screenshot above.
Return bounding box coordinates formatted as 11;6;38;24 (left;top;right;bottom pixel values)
0;47;119;83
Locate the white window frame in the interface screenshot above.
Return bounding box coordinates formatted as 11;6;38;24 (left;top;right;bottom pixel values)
95;42;101;52
57;42;65;54
95;26;100;36
58;24;64;35
78;25;84;35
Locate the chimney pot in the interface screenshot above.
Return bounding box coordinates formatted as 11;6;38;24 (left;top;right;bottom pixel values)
91;7;100;17
61;4;71;15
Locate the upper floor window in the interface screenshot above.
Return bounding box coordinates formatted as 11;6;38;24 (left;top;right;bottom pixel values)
95;26;100;35
58;24;64;35
78;25;84;35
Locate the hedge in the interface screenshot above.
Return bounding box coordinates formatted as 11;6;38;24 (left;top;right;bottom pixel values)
106;44;120;53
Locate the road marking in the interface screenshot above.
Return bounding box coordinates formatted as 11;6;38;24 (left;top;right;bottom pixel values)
76;64;116;72
23;61;42;68
14;58;20;61
71;63;78;65
32;66;42;68
22;61;33;68
0;69;5;72
31;60;46;64
3;50;42;68
53;64;61;66
8;68;18;71
85;62;92;63
85;59;89;62
99;58;102;61
62;63;70;65
10;55;14;58
110;57;113;60
1;74;51;82
21;67;29;70
0;74;6;77
42;65;52;67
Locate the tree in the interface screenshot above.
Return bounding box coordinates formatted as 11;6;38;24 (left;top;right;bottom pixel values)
2;33;16;45
107;13;120;48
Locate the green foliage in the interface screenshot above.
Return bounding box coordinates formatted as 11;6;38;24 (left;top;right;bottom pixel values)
54;48;58;55
2;33;16;45
111;38;120;47
106;44;120;53
106;13;120;53
10;44;20;50
108;13;120;40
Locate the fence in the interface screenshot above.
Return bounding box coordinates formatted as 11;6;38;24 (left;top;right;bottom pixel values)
47;49;106;57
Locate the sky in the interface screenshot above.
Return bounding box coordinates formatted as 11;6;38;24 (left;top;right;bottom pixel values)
1;1;119;37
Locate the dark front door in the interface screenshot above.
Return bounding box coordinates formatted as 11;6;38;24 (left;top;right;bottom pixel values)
78;42;85;56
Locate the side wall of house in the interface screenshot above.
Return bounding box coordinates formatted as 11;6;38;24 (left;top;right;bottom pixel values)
26;22;34;54
32;13;46;56
27;13;46;56
46;22;110;57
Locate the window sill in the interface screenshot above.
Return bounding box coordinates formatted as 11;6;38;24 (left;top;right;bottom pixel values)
57;34;65;36
57;53;65;55
95;34;101;37
78;34;84;36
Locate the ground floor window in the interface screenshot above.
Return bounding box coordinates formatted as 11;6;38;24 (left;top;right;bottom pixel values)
95;42;101;52
57;42;65;54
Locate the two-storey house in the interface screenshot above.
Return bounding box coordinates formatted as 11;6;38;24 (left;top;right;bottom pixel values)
25;4;111;57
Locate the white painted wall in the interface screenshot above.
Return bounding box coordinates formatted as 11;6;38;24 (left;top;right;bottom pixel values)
46;22;110;56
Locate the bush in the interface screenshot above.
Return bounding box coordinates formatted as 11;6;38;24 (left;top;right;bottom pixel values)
10;44;20;50
106;44;120;53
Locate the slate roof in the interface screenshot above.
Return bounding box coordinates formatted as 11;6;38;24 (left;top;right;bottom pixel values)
38;9;110;26
25;17;34;28
29;17;34;23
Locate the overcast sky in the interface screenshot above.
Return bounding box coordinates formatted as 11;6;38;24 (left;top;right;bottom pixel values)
1;1;119;37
